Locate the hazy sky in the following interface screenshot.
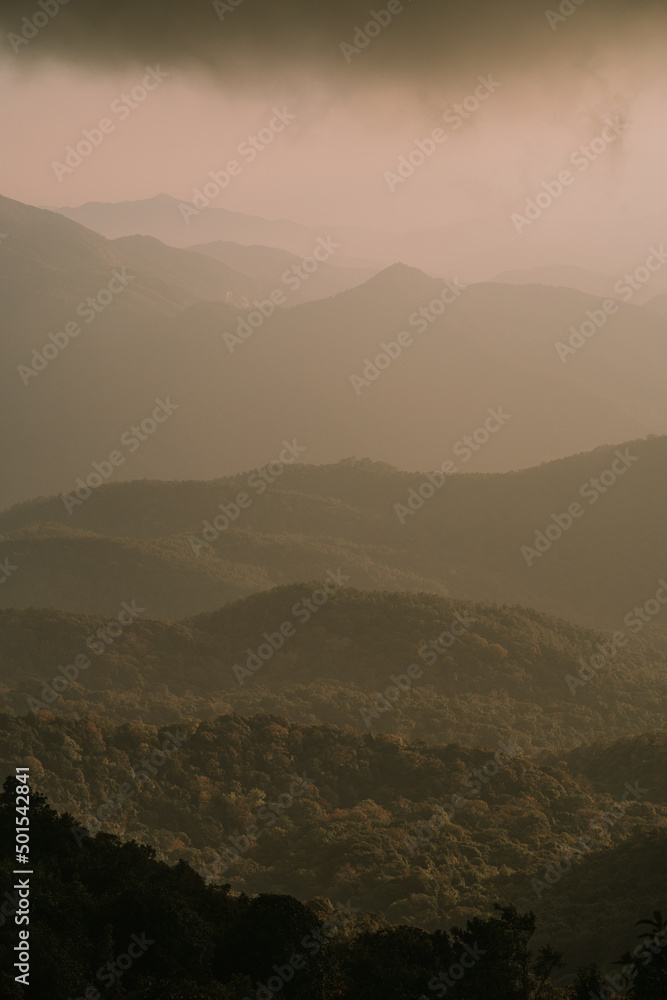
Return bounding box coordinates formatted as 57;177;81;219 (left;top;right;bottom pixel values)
1;0;666;229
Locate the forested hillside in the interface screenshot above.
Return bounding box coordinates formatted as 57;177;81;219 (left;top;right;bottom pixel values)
1;590;665;750
1;717;665;974
1;437;665;629
8;780;664;1000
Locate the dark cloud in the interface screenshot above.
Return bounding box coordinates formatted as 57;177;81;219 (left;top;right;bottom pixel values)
1;0;665;90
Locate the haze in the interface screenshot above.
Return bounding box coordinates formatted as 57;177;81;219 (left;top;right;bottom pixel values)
1;0;667;231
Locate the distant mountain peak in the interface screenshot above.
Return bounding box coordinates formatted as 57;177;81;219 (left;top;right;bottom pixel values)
378;261;425;278
354;260;445;297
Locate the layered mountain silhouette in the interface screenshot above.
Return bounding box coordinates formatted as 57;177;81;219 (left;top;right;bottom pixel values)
646;290;667;319
2;193;667;509
0;438;665;628
493;262;667;304
188;239;378;303
51;194;667;282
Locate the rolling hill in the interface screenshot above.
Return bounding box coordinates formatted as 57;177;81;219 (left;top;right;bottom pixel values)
493;263;667;305
645;291;667;320
0;437;665;629
1;589;665;751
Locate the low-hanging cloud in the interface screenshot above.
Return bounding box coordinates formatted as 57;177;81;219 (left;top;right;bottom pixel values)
1;0;666;94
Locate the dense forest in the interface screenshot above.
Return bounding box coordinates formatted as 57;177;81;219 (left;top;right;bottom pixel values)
1;779;665;1000
3;7;667;993
1;589;664;752
1;439;665;993
1;576;665;993
1;714;665;972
